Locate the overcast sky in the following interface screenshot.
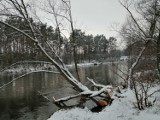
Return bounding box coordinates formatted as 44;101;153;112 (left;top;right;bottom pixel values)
70;0;127;38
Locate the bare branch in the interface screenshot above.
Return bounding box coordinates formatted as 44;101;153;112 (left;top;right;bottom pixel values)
148;89;160;98
0;70;60;89
128;41;150;88
0;20;36;42
0;60;52;72
53;93;83;103
0;0;114;107
87;77;106;88
119;0;147;37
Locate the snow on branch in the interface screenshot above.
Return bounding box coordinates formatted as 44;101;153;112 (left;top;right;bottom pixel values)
87;77;112;96
0;61;52;72
0;70;60;89
46;41;66;69
0;1;113;107
52;79;112;104
0;21;36;42
87;77;106;88
0;19;90;93
52;85;112;103
90;86;112;97
127;38;152;89
53;93;83;103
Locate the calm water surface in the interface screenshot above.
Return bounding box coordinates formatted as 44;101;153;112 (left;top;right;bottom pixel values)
0;62;127;120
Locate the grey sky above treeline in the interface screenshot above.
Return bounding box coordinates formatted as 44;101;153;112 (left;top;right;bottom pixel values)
70;0;127;38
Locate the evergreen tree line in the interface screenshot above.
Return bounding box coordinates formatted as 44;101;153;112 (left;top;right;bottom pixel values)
0;17;122;68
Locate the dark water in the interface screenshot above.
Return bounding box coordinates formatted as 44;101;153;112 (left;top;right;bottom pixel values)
0;62;127;120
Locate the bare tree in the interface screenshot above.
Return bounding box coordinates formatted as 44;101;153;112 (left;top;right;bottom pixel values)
0;0;112;108
120;0;160;110
120;0;159;88
61;0;81;81
40;0;80;81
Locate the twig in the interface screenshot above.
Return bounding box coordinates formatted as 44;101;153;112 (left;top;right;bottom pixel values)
37;90;51;102
148;89;160;98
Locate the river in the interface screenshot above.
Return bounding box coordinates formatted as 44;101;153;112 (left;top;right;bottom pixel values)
0;62;127;120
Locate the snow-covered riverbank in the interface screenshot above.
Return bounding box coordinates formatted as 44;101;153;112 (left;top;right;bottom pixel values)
48;84;160;120
1;61;120;74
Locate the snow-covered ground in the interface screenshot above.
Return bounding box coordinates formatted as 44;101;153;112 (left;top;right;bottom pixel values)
48;85;160;120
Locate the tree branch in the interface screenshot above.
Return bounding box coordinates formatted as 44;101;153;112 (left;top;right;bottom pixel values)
87;77;106;88
119;0;147;37
0;70;60;89
0;60;52;72
53;93;83;103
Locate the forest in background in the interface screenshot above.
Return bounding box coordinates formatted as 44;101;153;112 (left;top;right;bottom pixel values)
0;17;122;69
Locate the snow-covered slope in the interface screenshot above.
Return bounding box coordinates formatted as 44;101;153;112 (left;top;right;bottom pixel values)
48;85;160;120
